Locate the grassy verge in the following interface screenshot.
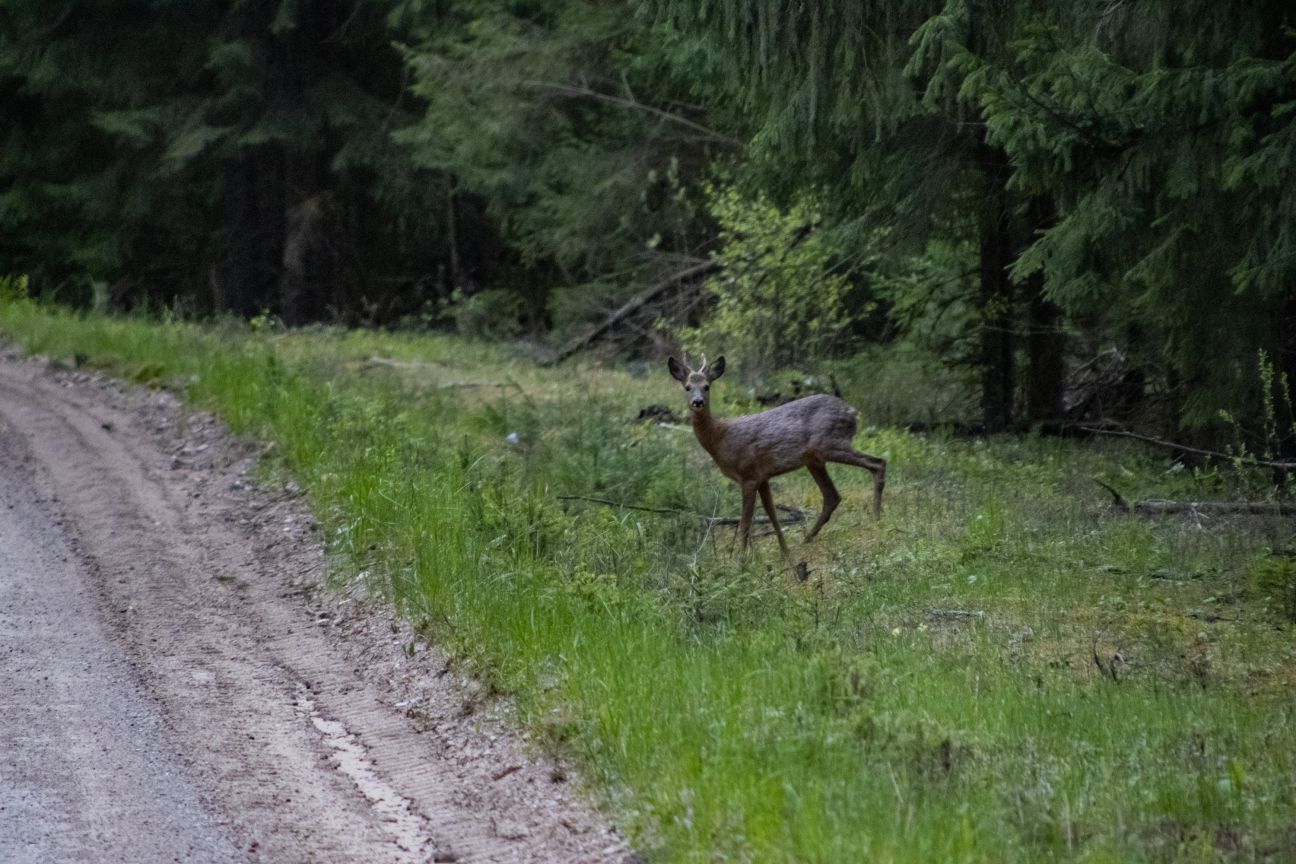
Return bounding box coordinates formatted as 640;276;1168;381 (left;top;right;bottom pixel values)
3;298;1295;863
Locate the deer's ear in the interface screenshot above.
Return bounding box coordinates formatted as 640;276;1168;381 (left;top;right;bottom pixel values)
667;356;689;383
707;356;726;381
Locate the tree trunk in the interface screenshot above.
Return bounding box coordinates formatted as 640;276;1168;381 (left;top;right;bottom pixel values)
1025;275;1064;421
277;2;314;326
446;175;461;293
1024;198;1064;423
979;158;1015;432
217;156;267;317
1273;290;1296;457
216;0;279;319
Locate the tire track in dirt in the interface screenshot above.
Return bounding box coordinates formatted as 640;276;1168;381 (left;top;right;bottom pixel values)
0;416;238;863
0;354;626;863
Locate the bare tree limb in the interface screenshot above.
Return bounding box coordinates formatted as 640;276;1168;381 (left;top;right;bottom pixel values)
1080;425;1296;471
524;81;744;147
551;259;718;364
1093;478;1130;512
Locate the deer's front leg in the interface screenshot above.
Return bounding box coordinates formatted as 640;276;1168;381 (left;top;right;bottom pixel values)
738;483;758;550
757;481;789;555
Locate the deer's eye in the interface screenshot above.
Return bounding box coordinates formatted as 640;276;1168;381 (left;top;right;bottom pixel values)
703;384;709;391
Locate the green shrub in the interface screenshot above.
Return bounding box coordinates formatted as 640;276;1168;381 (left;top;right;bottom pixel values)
680;184;861;379
450;288;525;339
1252;553;1296;623
0;273;30;305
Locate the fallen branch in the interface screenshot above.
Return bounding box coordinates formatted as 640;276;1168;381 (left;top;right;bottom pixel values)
1188;611;1236;623
1093;479;1131;512
927;609;985;621
551;260;718;364
1091;633;1120;683
709;504;809;527
556;494;808;526
491;764;523;781
365;355;443;371
434;381;512;390
557;495;692;516
1094;479;1296;516
1080;426;1296;471
1128;499;1296;516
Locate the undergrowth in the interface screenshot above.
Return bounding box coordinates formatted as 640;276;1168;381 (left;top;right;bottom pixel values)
3;298;1295;863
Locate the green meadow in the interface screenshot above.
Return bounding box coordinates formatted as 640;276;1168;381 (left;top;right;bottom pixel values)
3;299;1294;863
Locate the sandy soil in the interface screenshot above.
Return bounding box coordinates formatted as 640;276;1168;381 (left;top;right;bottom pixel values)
0;352;628;863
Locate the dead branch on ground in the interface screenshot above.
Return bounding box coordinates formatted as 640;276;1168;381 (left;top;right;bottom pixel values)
557;494;809;527
927;609;985;621
1094;479;1296;516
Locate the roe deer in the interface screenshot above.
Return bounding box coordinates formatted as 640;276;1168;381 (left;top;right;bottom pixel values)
667;355;886;553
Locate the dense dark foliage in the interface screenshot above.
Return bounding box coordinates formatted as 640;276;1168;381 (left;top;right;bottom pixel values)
0;0;439;323
2;0;1294;443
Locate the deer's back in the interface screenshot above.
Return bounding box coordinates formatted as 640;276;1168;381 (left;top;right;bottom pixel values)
718;394;859;479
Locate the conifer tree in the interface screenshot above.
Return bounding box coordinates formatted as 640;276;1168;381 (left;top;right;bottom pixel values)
653;0;1296;438
951;0;1296;434
651;0;1062;429
397;0;723;336
1;0;439;322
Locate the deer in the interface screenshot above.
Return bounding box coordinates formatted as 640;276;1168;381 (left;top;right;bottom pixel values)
667;355;886;555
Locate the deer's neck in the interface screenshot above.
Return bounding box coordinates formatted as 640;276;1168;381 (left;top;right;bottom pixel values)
690;408;727;458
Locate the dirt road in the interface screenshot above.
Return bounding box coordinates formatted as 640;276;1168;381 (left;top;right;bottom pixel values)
0;354;623;863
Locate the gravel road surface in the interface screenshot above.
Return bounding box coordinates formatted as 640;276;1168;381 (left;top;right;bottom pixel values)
0;354;623;863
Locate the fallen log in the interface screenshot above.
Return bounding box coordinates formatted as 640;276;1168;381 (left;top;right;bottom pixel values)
1126;499;1296;516
1094;479;1296;516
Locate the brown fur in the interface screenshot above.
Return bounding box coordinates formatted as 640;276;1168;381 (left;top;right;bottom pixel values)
667;356;885;553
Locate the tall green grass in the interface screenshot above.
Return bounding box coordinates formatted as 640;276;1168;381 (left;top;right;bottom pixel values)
3;298;1294;862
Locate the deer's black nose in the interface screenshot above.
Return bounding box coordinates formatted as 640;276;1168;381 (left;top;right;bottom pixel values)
691;398;704;409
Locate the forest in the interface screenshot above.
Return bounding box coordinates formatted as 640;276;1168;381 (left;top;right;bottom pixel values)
3;0;1295;444
4;4;1296;862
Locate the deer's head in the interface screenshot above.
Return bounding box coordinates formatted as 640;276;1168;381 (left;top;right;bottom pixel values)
667;355;726;413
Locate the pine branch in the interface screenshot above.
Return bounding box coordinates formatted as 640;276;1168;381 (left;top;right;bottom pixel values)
524;81;743;147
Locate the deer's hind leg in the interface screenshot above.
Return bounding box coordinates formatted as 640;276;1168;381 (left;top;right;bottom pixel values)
828;450;887;518
757;481;790;555
804;463;841;541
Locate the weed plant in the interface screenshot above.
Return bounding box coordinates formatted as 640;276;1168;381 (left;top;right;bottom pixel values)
3;298;1295;862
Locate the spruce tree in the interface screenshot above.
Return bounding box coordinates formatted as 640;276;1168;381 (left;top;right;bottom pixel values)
652;0;1063;430
952;0;1296;435
1;0;440;323
397;0;722;336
